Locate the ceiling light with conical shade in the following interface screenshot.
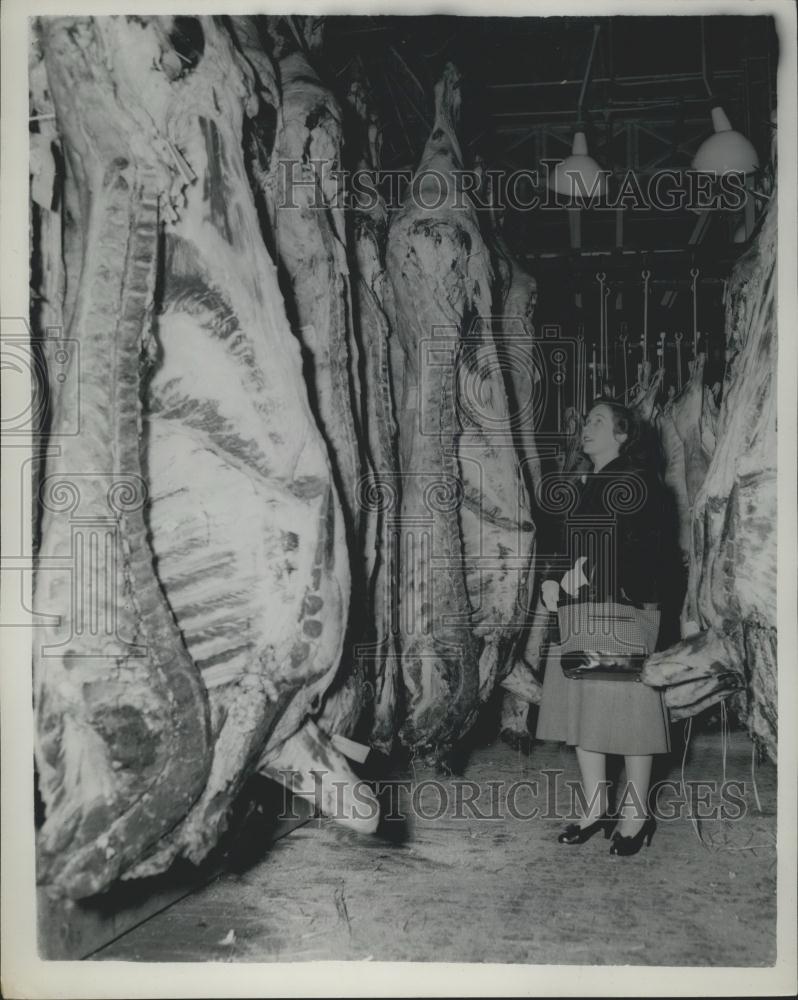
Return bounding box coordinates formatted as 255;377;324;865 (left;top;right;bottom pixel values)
546;24;609;205
692;106;760;176
693;19;759;177
549;129;608;200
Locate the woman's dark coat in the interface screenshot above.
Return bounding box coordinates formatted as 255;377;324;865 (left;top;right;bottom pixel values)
543;452;669;607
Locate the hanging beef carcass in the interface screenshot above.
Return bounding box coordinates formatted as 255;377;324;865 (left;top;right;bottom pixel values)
254;17;366;536
656;399;691;562
630;362;664;423
487;230;544;740
649;352;714;644
701;382;720;460
32;15;376;901
643;187;777;754
671;353;710;507
491;231;541;492
344;76;401;751
241;17;375;751
636;353;716;568
139;18;377;869
386;64;534;755
29;51;65;550
33;16;211;899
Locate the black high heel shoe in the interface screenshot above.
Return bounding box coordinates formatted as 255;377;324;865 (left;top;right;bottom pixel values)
557;814;616;845
609;816;656;856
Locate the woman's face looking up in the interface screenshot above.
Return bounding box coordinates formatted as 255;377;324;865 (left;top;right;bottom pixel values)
582;404;627;462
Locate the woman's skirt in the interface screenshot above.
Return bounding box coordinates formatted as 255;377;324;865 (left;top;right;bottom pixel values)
535;604;671;755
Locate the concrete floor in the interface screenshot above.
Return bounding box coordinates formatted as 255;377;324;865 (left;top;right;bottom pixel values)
96;722;777;966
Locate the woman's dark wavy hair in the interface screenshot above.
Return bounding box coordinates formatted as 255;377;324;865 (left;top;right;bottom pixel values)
588;398;664;478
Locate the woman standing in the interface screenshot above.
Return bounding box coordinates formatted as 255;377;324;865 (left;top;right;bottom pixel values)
535;400;671;856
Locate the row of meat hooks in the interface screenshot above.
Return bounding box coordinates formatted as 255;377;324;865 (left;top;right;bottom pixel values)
566;267;715;414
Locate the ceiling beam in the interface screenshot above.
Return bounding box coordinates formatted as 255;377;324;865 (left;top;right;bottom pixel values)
486;69;744;90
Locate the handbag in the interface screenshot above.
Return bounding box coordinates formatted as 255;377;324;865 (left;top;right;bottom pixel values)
557;600;661;682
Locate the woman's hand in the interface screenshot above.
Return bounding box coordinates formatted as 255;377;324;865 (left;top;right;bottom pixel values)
541;580;560;613
560;555;590;597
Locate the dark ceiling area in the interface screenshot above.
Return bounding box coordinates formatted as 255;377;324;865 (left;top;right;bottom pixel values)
320;14;778;375
325;15;777;177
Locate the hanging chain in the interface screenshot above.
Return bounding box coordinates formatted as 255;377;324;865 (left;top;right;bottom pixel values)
576;328;585;415
641;268;651;366
584;336;589;413
603;284;611;391
675;330;684;392
595;272;606;385
690;266;700;358
619;328;629;404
